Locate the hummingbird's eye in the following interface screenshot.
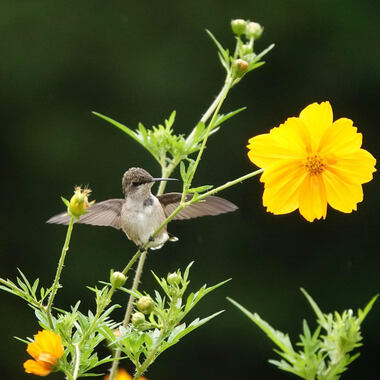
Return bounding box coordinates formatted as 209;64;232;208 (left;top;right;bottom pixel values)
132;181;140;186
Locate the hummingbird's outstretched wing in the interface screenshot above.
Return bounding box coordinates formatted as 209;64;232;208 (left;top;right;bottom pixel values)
157;193;238;220
47;199;124;229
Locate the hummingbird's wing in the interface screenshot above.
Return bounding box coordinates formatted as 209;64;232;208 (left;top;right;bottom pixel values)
47;199;124;229
157;193;238;220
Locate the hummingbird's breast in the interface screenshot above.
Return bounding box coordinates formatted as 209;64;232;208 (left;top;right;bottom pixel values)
121;195;168;249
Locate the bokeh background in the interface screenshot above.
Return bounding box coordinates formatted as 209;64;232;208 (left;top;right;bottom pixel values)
1;1;379;379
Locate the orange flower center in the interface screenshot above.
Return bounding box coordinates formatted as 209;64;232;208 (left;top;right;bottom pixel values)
304;154;326;175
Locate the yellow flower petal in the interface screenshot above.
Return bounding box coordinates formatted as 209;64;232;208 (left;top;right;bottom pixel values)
24;359;52;377
298;174;327;222
319;117;362;156
103;368;147;380
247;117;309;168
299;101;333;151
323;169;364;213
327;149;376;185
261;159;307;214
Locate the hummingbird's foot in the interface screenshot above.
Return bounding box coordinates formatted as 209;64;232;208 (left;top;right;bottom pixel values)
137;245;146;252
148;235;155;242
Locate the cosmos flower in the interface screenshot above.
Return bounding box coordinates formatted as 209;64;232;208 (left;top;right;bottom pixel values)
104;368;147;380
23;330;64;376
247;101;376;222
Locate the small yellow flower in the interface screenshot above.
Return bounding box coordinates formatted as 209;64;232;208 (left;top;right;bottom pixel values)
23;330;64;376
247;101;376;222
104;368;147;380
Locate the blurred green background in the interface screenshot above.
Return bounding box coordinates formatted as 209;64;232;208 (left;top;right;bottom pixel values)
1;1;379;379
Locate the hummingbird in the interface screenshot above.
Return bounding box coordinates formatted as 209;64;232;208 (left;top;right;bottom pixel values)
47;167;238;250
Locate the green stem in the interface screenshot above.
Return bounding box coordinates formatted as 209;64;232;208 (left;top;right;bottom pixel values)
156;162;176;197
46;216;75;329
185;76;233;193
197;168;264;201
109;250;148;380
121;249;143;276
72;343;80;380
133;332;164;380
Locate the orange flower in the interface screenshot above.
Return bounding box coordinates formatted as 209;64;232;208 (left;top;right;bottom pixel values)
104;368;147;380
247;102;376;222
23;330;64;377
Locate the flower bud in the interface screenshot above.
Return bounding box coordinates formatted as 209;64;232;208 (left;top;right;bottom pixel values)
137;296;154;315
167;272;181;286
245;22;263;39
233;59;249;72
240;43;252;56
110;271;127;288
112;328;122;338
66;186;94;218
231;19;247;36
131;312;145;327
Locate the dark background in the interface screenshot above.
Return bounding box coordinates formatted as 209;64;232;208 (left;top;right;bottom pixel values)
1;1;379;379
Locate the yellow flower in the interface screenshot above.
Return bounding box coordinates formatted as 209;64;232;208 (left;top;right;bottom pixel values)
23;330;64;376
104;368;147;380
247;101;376;222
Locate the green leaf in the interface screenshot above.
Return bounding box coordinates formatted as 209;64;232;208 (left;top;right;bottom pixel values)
61;197;70;207
301;288;328;329
357;294;378;324
214;107;246;127
206;29;230;67
227;297;294;355
188;185;213;194
160;310;224;353
165;111;176;128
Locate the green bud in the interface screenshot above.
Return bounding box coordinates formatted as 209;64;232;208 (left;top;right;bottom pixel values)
131;312;145;327
240;43;252;56
245;22;263;39
233;59;249;72
110;271;127;288
167;272;181;286
231;19;247;36
66;186;94;218
137;296;154;315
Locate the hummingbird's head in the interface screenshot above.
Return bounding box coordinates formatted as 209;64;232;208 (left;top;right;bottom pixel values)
122;167;178;198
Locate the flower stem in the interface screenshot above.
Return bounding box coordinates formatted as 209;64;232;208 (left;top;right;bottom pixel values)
109;250;148;380
133;333;163;380
197;168;264;200
46;216;75;329
72;343;80;380
186;76;233;192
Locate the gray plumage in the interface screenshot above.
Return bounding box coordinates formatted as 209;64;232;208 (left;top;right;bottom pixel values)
47;167;238;249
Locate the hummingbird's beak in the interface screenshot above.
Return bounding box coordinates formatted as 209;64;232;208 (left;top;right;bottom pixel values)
151;177;179;182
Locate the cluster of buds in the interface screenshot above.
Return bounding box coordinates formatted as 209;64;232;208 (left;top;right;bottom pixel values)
230;19;264;77
131;296;155;329
231;19;263;40
61;186;95;219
